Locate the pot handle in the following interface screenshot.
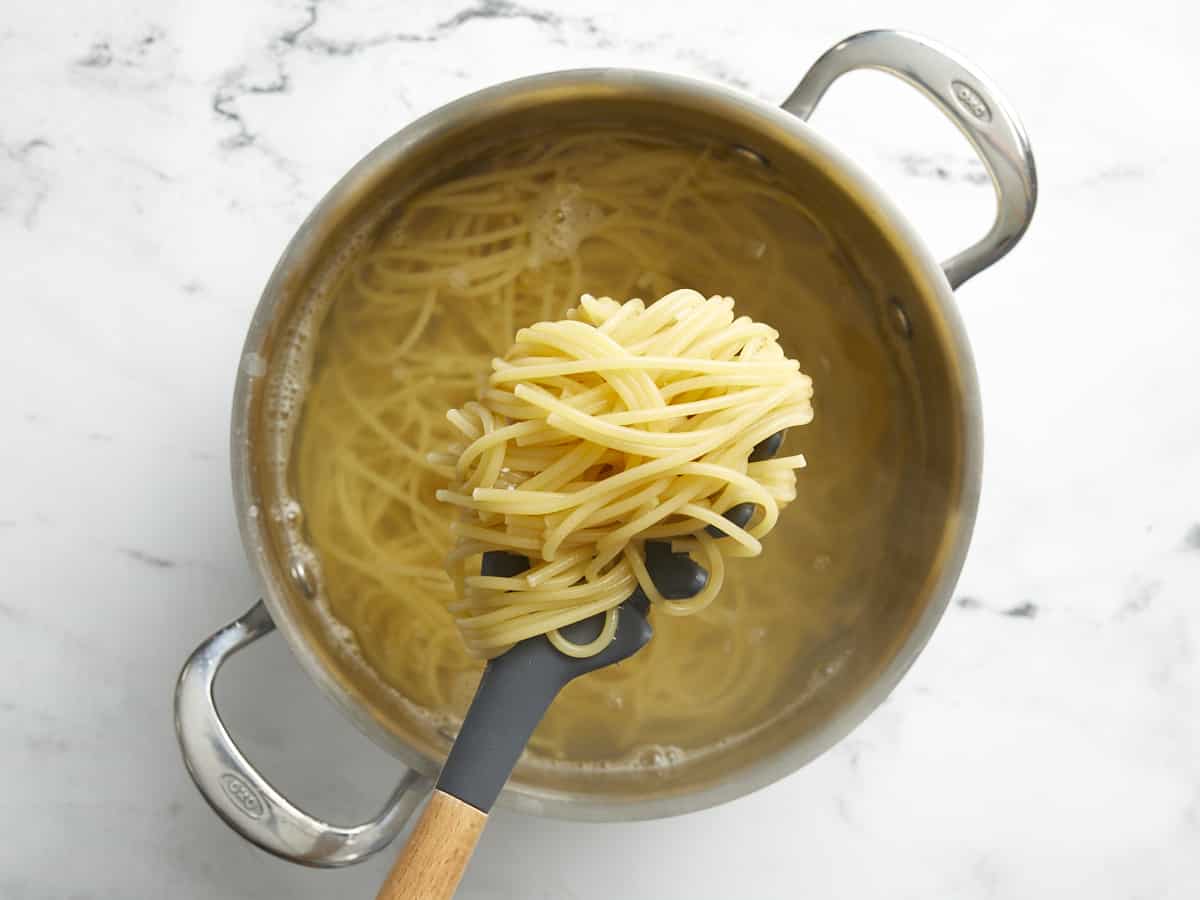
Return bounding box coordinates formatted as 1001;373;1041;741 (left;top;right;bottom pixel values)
174;601;429;867
782;30;1037;288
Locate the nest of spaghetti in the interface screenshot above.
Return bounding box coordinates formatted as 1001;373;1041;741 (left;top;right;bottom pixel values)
433;289;813;658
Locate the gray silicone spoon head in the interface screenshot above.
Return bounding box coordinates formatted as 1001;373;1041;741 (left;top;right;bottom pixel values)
434;432;784;814
435;543;703;813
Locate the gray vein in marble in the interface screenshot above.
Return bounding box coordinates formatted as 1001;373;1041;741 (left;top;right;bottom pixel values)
114;544;229;573
77;40;114;68
845;743;862;771
436;0;610;48
676;48;752;91
19;411;221;463
970;855;1003;899
1081;162;1148;185
276;0;607;58
274;0;430;56
830;739;866;828
1184;523;1200;550
897;152;989;185
120;548;177;569
955;595;1040;619
0;700;58;725
74;26;166;71
442;0;559;29
1119;578;1162;618
113;152;174;183
0;601;30;623
207;5;340;178
208;87;300;186
25;734;72;754
207;0;618;184
211;64;291;152
834;792;857;828
1;136;52;228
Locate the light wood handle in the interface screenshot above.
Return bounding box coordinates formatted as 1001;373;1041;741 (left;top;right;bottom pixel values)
376;789;488;900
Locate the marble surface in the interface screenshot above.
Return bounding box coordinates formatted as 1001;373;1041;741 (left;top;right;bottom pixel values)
2;1;1198;897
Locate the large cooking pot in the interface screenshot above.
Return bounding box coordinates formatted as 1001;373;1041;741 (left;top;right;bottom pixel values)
175;29;1036;867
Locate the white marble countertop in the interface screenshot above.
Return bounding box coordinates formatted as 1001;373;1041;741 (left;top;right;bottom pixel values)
3;1;1198;897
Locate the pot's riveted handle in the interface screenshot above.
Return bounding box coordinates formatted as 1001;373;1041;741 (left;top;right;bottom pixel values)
783;30;1037;289
174;601;428;867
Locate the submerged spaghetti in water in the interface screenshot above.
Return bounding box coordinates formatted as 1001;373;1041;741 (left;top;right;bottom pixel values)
436;290;813;659
282;129;901;764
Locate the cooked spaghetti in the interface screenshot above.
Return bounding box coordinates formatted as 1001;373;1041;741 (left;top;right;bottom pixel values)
435;290;813;658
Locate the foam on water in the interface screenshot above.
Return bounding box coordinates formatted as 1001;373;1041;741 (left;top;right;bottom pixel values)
253;214;458;729
528;182;605;267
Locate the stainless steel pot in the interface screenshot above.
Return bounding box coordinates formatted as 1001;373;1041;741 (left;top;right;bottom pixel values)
175;30;1036;867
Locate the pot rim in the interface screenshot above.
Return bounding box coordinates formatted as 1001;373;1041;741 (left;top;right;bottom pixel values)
230;66;982;822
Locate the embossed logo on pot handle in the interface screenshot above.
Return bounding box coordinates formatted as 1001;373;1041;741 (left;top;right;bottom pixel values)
174;601;430;867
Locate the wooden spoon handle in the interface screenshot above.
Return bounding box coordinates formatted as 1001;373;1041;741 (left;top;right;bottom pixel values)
376;790;487;900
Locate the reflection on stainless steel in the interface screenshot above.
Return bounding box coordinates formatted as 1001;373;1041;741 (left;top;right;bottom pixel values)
174;601;429;867
783;30;1037;288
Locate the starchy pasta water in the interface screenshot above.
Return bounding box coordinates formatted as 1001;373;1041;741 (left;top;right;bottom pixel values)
264;128;908;765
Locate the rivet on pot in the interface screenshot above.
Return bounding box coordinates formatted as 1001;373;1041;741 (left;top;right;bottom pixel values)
889;298;912;339
730;144;769;167
289;556;319;600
